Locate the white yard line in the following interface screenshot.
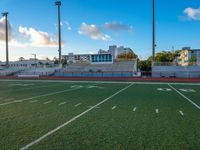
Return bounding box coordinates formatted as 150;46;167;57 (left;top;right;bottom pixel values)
168;84;200;110
112;106;117;110
58;102;66;106
87;106;100;108
133;107;137;112
43;101;52;105
14;100;23;103
74;103;82;107
20;82;134;150
30;100;39;103
155;109;159;114
0;88;81;107
179;110;184;116
0;84;63;94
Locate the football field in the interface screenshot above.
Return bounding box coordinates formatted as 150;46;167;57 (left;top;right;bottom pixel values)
0;79;200;150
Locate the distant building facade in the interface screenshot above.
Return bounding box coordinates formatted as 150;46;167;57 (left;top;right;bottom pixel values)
62;45;135;64
178;47;200;66
0;59;54;68
99;45;134;59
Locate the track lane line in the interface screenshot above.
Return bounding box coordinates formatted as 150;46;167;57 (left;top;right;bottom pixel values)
20;82;135;150
168;84;200;110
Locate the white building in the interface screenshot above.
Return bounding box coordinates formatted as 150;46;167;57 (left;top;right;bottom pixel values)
178;47;200;66
99;45;134;59
0;59;54;68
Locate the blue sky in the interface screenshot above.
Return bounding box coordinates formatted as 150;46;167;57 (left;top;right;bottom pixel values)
0;0;200;61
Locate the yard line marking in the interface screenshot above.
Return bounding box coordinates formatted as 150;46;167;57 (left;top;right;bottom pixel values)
0;87;81;107
20;82;134;150
112;106;117;110
75;103;82;107
133;107;137;112
0;83;62;94
30;100;39;103
14;100;23;103
43;101;52;105
155;109;159;114
58;102;66;106
179;110;184;116
168;84;200;110
87;106;100;108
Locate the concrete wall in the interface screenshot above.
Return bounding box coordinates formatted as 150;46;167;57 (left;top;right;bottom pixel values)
152;66;200;78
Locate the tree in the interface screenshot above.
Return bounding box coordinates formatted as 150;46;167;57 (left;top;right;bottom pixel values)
189;56;197;65
46;57;51;61
155;51;176;62
138;58;152;72
53;57;67;66
117;52;138;60
19;57;25;61
53;57;59;64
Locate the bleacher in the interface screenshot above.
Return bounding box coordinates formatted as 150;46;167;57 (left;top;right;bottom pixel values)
54;61;136;77
0;67;27;76
16;67;59;77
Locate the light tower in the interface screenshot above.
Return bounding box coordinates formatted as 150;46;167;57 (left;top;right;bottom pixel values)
55;0;62;66
152;0;156;64
2;12;9;67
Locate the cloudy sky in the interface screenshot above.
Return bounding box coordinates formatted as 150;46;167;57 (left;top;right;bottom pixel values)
0;0;200;61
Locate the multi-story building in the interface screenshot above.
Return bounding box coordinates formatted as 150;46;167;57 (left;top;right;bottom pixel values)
62;53;91;64
178;47;200;66
0;59;54;68
62;45;135;64
99;45;134;59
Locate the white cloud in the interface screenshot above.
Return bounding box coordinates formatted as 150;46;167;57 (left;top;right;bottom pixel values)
78;22;111;41
65;21;72;31
104;22;133;33
184;7;200;20
0;17;12;42
18;26;59;47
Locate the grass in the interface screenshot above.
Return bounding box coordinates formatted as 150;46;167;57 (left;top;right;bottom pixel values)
0;80;200;150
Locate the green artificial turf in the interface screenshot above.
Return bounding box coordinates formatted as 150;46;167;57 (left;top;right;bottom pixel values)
0;80;199;150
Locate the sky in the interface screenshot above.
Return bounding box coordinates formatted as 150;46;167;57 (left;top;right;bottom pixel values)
0;0;200;61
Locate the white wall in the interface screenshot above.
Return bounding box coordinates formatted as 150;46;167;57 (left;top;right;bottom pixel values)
152;66;200;78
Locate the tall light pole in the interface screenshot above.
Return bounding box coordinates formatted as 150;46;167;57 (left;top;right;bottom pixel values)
55;0;62;66
152;0;156;64
2;12;9;67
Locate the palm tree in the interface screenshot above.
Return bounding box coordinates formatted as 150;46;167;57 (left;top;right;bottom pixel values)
19;57;25;61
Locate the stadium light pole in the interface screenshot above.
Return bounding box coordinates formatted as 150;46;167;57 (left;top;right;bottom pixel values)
55;0;62;67
152;0;156;64
2;12;9;68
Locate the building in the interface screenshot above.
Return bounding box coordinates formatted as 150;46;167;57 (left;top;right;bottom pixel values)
62;53;113;64
178;47;200;66
91;53;113;64
62;45;135;64
63;53;90;64
99;45;134;59
0;59;54;68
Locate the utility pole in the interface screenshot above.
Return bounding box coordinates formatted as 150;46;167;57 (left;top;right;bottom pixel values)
152;0;155;64
55;0;62;66
2;12;9;67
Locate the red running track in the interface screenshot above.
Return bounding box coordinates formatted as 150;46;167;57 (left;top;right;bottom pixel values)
0;76;200;83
